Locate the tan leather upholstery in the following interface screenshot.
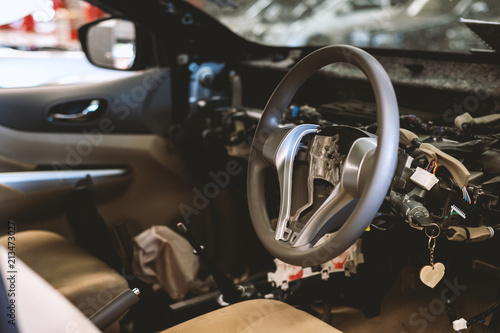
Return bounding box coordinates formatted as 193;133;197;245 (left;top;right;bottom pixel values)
0;245;102;333
0;230;128;317
0;231;342;332
162;299;342;333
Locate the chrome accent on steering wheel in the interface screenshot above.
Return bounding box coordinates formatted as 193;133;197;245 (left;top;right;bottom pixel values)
274;124;319;241
292;137;377;247
342;137;377;197
290;134;343;224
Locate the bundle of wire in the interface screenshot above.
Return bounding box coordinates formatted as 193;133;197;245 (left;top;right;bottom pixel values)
462;186;471;204
426;160;438;175
426;160;470;204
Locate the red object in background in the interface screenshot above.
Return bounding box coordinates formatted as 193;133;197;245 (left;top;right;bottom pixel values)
74;2;106;40
22;15;36;32
0;1;108;44
53;0;64;10
83;3;106;23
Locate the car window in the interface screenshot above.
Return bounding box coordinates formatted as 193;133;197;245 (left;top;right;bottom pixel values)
0;0;132;88
189;0;500;52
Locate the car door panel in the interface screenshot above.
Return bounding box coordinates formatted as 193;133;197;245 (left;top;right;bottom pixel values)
0;68;172;135
0;126;198;236
0;68;196;241
0;168;133;224
0;168;131;193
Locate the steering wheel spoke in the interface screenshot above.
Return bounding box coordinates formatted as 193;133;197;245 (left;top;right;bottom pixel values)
342;137;378;197
273;124;319;241
291;137;378;247
293;184;357;247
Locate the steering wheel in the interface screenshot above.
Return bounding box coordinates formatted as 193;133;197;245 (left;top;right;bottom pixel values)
248;45;399;266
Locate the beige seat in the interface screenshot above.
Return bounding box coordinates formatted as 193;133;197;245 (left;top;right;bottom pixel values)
0;230;129;317
1;244;342;333
162;299;342;333
0;231;342;333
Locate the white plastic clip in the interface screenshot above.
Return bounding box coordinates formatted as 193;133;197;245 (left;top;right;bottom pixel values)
410;167;439;191
452;318;467;331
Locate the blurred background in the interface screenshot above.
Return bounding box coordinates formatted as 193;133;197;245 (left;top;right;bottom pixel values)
195;0;500;50
0;0;133;88
1;0;499;88
0;0;106;50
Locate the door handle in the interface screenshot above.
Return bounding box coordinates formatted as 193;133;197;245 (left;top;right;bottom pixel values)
50;99;101;120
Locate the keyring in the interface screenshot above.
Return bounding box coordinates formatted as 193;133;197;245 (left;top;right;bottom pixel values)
425;223;441;239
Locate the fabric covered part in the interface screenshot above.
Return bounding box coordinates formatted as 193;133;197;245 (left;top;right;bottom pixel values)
132;225;199;300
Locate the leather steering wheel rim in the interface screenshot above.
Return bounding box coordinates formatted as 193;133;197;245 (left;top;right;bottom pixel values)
247;45;400;267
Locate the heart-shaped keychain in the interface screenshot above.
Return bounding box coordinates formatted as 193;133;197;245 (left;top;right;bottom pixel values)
420;262;445;288
421;226;445;288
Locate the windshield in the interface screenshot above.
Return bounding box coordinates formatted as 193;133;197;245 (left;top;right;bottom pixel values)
194;0;500;53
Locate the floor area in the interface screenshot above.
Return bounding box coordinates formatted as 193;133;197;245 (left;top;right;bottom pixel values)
324;267;498;332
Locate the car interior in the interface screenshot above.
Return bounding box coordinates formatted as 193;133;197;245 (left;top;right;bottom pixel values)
1;0;500;332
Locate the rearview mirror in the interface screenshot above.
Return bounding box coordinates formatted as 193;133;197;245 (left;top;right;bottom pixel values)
79;18;153;71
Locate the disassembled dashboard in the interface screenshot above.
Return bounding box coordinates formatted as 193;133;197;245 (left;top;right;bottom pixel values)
184;59;500;255
206;98;500;237
176;52;500;330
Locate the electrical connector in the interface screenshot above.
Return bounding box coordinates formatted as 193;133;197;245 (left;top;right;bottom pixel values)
410;167;439;191
452;318;467;331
